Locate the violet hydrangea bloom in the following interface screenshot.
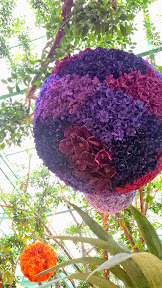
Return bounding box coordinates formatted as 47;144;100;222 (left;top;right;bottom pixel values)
84;190;136;214
34;73;56;122
34;47;162;214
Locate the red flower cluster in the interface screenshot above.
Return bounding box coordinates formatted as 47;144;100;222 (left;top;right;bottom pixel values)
20;242;57;282
59;125;116;192
105;68;162;119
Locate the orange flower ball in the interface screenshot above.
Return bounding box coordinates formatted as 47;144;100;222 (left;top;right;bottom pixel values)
20;242;57;282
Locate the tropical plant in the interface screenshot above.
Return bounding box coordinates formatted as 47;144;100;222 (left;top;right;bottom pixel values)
0;154;161;287
34;202;162;288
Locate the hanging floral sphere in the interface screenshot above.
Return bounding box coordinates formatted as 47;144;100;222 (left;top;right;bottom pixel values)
20;242;57;282
33;48;162;214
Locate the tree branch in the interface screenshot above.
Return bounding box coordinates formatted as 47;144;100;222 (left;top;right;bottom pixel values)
27;0;73;100
62;267;76;288
101;214;109;280
115;212;139;253
46;0;73;60
46;206;58;230
139;187;144;214
85;245;96;256
0;272;4;288
53;273;61;288
134;194;137;207
23;154;32;197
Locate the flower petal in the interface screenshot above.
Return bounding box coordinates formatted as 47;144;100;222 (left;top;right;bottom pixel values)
59;138;74;156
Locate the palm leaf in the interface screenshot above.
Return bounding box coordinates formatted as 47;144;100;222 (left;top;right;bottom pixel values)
129;204;162;259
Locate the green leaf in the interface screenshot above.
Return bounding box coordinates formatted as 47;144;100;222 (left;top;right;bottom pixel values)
87;253;134;281
119;14;127;21
52;235;123;253
120;24;127;36
7;78;12;83
7;86;13;94
34;273;119;288
127;14;135;20
156;65;162;73
18;71;25;77
26;67;32;73
132;252;162;288
1;79;8;84
68;273;119;288
33;79;41;86
117;29;122;39
16;84;20;93
11;72;17;79
64;24;69;35
106;34;112;41
81;25;88;38
110;265;134;288
122;258;150;287
68;202;129;254
0;143;5;150
129;204;162;259
125;23;132;34
36;257;106;276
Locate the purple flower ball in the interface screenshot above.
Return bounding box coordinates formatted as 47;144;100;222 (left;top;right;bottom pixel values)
34;47;162;214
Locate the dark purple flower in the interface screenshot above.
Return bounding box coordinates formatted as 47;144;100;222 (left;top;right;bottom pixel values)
56;48;148;80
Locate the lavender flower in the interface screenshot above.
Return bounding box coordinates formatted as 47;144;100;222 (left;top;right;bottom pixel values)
84;190;136;214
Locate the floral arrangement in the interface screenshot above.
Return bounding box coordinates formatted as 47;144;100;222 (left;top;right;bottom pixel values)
20;242;57;282
33;48;162;214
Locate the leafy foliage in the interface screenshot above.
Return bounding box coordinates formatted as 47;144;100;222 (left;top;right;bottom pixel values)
0;0;16;57
0;234;24;287
0;99;31;149
36;202;162;288
143;7;162;47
